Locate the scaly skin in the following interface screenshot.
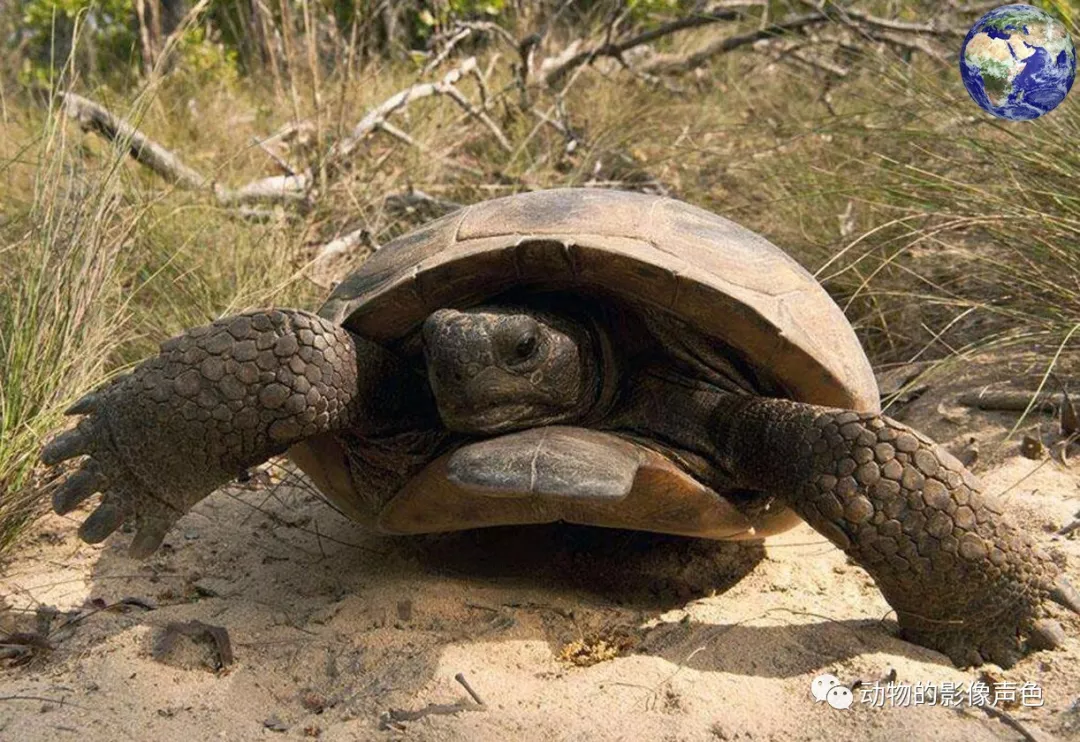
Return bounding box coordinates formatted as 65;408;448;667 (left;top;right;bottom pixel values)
42;309;427;557
714;396;1075;667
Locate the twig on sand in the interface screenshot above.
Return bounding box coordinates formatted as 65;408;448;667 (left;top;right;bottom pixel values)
977;704;1054;742
455;673;486;706
379;701;476;729
378;674;487;730
0;694;88;709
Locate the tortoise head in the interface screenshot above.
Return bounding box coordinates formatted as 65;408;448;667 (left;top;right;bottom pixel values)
421;305;603;434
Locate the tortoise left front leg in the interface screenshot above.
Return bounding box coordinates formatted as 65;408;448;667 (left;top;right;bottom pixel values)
713;396;1078;668
41;309;430;558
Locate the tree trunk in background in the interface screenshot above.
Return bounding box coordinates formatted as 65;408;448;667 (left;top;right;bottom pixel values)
161;0;192;35
135;0;190;74
381;0;403;59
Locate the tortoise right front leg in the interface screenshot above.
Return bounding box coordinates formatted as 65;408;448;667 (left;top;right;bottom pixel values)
714;396;1078;668
42;309;428;558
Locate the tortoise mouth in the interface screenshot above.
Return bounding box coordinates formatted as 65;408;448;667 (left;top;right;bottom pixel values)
375;426;802;541
436;403;582;435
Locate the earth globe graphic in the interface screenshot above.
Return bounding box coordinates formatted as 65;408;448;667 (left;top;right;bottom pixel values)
960;4;1076;120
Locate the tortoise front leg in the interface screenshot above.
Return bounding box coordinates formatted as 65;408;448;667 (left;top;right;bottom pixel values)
714;396;1078;667
42;309;426;558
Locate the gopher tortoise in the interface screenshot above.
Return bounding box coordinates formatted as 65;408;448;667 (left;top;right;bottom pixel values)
42;188;1077;667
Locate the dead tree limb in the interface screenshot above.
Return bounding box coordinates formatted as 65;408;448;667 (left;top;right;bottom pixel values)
60;92;208;190
447;20;519;50
637;12;830;75
541;4;805;87
309;190;462;281
384;189;462;215
251;135;298;176
375;120;421;148
957;390;1069;413
61;91;314;209
836;6;962;38
312;225;378;269
424;27;473;74
214;174;311;206
328;57;510;165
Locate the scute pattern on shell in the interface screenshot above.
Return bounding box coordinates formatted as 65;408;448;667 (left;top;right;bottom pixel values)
319;188;879;414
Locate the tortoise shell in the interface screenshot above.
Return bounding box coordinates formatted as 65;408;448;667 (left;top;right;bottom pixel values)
288;189;879;540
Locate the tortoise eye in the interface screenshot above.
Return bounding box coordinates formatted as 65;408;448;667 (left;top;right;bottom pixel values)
514;332;539;360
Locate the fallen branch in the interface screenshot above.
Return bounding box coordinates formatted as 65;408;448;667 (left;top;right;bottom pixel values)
61;92;208;189
957;390;1069;413
788;47;850;78
445;20;519;50
328;57;510;166
542;5;753;87
61;91;313;210
638;12;830;75
251;134;298;176
311;224;378;268
213;174;311;206
308;189;462;281
425;27;473;74
836;6;962;38
384;189;462;214
866;28;950;63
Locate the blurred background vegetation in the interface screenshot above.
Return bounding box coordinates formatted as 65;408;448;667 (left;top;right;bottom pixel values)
2;0;1079;555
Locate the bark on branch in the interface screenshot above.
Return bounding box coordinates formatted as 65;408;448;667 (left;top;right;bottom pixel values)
61;92;208;190
308;190;462;285
540;5;760;87
327;56;510;166
638;12;831;75
957;391;1071;414
60;91;312;208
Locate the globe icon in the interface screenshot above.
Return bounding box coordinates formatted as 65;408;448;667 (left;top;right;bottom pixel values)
960;4;1076;120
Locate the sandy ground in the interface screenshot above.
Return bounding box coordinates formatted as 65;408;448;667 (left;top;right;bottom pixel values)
1;356;1078;742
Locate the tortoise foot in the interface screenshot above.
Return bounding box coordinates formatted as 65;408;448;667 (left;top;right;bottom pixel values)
716;398;1075;668
42;309;375;557
897;600;1069;669
788;409;1073;667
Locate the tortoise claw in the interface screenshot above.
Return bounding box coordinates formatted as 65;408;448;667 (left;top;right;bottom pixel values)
41;428;90;465
1028;619;1067;651
128;519;170;559
52;467;106;514
78;503;125;544
1050;576;1080;614
65;393;100;416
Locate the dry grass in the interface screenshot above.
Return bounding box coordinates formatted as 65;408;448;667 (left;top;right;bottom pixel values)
1;5;1079;556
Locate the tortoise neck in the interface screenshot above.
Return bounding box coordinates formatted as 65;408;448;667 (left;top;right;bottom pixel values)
606;365;748;490
577;310;625;426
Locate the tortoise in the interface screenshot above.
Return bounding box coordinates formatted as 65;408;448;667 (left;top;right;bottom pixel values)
42;188;1076;668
